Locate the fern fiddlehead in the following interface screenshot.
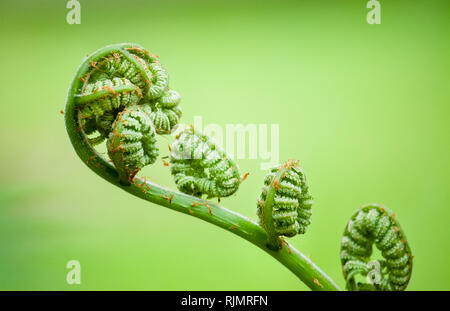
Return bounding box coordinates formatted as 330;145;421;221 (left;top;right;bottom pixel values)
169;127;241;198
146;90;183;134
69;43;183;183
106;105;158;183
65;43;342;291
257;160;313;249
76;77;143;119
340;204;413;291
89;45;164;98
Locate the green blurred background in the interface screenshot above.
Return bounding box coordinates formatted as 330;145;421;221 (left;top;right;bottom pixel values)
1;0;449;290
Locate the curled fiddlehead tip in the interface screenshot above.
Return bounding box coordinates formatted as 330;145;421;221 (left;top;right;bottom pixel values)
107;105;159;184
145;89;182;135
66;43;182;184
169;127;241;198
340;204;413;291
257;159;313;250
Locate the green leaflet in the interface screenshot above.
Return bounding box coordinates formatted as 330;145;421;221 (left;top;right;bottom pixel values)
257;160;313;249
169;127;241;198
144;89;183;134
106;105;158;183
76;77;142;119
88;47;164;99
158;89;182;108
340;204;413;291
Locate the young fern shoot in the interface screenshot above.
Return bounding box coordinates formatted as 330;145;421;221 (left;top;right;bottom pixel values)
65;43;412;291
107;105;159;183
69;43;182;184
341;204;413;291
169;127;241;198
256;160;313;249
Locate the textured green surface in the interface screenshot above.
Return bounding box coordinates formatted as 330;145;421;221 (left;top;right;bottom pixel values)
0;0;449;290
170;128;241;198
257;160;313;248
341;204;413;291
107;104;159;183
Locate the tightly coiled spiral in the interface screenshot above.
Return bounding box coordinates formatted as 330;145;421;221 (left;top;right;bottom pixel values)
257;160;313;249
72;43;182;183
144;89;183;134
87;45;180;134
169;127;241;198
340;204;413;291
107;105;159;183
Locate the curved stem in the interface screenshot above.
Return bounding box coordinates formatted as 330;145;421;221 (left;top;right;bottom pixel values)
65;44;341;291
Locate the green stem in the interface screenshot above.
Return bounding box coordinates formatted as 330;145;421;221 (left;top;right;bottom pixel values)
64;44;341;291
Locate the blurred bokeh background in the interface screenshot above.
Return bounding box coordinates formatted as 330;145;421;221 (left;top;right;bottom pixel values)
0;0;449;290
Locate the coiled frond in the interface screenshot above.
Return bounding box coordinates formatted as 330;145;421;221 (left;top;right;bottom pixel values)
86;46;180;135
340;204;413;291
76;77;142;119
88;46;165;99
107;105;158;183
169;127;241;198
257;160;313;249
143;89;183;134
159;89;182;108
148;105;182;135
68;43;183;183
